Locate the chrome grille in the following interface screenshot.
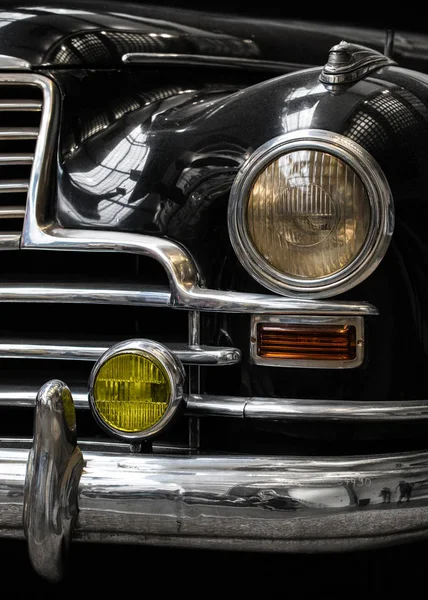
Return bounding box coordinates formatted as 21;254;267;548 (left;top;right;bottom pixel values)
0;249;241;447
0;81;44;247
0;71;399;456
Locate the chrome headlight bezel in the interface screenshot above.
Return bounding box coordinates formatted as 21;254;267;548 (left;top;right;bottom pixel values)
88;339;185;442
228;129;394;298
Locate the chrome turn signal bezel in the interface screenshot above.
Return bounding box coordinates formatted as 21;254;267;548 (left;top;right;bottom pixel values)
250;314;364;369
88;339;185;442
228;129;394;299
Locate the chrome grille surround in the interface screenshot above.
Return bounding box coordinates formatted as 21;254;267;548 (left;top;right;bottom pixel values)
0;73;55;248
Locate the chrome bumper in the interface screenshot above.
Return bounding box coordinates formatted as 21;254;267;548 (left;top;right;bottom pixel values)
5;381;428;581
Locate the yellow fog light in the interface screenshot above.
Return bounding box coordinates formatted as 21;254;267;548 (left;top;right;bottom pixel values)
88;339;185;441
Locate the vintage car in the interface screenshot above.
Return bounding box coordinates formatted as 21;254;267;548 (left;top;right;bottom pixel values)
1;0;428;582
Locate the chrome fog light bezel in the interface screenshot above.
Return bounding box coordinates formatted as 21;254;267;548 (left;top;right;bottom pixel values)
88;339;185;441
228;129;394;299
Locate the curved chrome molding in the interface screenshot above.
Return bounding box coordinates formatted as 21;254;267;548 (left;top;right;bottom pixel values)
186;395;428;421
1;444;428;557
228;129;394;299
320;41;395;85
0;339;241;366
20;227;378;315
20;80;378;315
23;381;83;582
0;55;31;71
123;52;310;74
88;339;185;441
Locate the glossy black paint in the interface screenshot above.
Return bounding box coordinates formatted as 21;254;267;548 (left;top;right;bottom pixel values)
56;64;428;248
2;2;428;72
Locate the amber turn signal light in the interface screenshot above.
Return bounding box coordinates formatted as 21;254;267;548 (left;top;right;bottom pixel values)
257;323;357;362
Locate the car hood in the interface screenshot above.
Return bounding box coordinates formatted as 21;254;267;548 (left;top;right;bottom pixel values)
1;2;428;71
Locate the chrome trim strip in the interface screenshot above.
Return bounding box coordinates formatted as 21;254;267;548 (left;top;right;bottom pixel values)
244;398;428;421
20;227;379;315
0;207;26;219
19;77;378;317
0;55;31;70
0;277;378;314
122;52;311;73
187;311;202;448
0;234;20;249
0;152;34;165
187;394;247;417
23;381;83;582
0;153;34;165
0;282;172;306
0;100;42;111
0;127;38;139
228;129;394;299
250;315;364;369
186;395;428;421
0;180;29;193
170;342;241;365
0;385;89;409
9;389;428;421
4;443;428;552
0;339;241;366
88;339;185;441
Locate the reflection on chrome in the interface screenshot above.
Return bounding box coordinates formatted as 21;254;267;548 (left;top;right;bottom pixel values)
23;381;83;582
8;379;428;580
185;395;428;421
3;430;428;556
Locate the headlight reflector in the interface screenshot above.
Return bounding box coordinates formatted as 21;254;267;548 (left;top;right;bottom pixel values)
247;150;371;279
229;130;393;298
89;340;184;441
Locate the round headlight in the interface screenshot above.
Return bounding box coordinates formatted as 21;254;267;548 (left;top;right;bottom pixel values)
228;129;393;298
88;339;184;441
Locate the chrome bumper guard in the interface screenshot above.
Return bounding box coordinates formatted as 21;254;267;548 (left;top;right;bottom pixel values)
3;381;428;581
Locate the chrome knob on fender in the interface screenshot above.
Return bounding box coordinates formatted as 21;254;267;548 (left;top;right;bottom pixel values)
88;339;185;442
319;40;396;85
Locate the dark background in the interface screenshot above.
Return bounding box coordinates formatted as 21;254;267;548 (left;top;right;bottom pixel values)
138;1;427;32
5;538;426;594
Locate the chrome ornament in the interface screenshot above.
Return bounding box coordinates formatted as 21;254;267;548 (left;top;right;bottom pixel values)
320;41;395;85
23;380;83;582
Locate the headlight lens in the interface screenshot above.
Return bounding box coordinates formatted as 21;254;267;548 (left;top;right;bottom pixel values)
247;150;371;279
228;130;393;298
89;339;184;441
93;353;171;433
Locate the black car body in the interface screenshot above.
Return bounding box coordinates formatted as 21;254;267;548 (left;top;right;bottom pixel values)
1;1;428;581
